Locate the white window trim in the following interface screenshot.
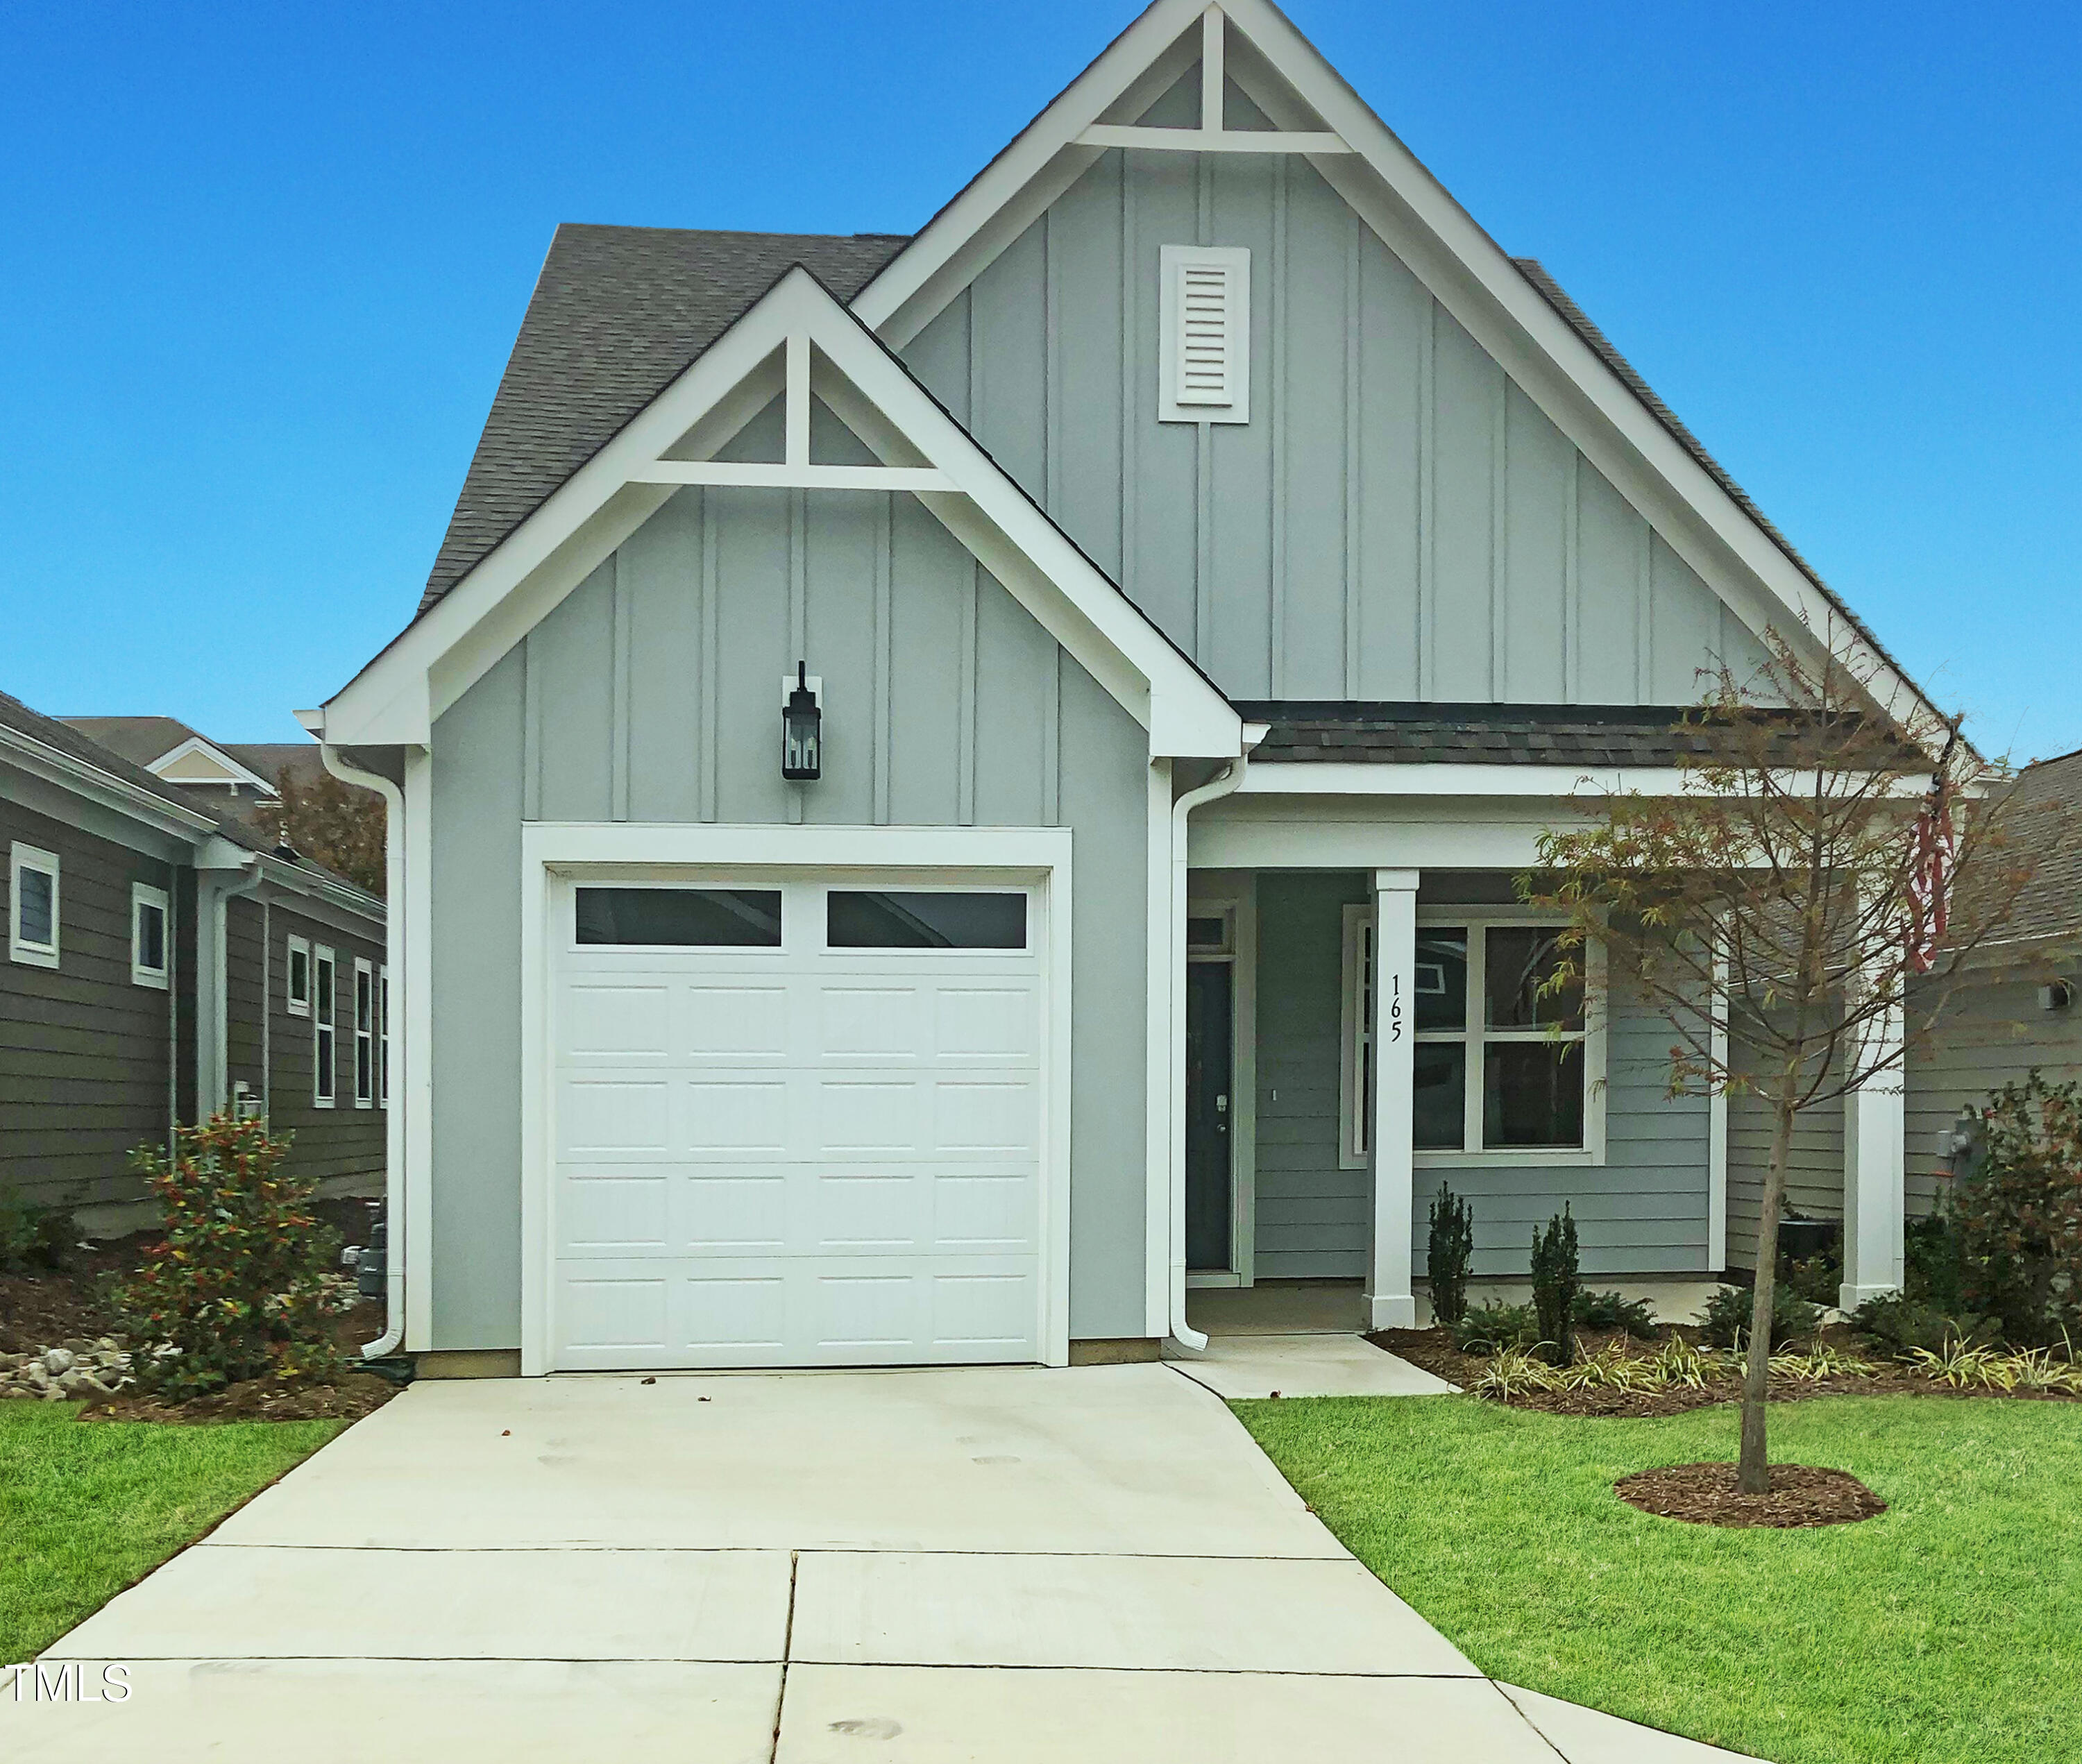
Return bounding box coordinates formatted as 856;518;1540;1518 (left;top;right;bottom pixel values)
285;935;311;1017
1158;244;1251;425
8;844;60;969
378;964;391;1108
352;956;375;1109
312;944;336;1108
1342;905;1608;1169
130;882;170;989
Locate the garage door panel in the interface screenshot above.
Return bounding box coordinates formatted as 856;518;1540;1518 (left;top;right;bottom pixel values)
560;1080;673;1155
551;877;1044;1370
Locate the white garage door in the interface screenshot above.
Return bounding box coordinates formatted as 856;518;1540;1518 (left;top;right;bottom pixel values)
548;876;1044;1370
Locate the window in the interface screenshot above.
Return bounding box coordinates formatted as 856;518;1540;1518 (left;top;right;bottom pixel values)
312;945;336;1108
286;935;311;1017
575;887;781;947
1343;913;1602;1162
826;890;1026;950
378;965;391;1106
353;958;374;1108
1158;246;1251;424
8;845;60;969
130;883;169;989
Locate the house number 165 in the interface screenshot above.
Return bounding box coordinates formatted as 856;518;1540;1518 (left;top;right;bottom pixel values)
1387;974;1404;1042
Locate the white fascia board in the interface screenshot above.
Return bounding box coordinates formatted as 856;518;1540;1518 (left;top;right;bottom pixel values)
326;266;1239;761
849;0;1939;733
0;722;226;847
146;736;279;795
1238;762;1700;798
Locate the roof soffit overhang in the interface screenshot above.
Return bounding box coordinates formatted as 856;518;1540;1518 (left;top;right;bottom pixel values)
849;0;1945;738
319;266;1240;759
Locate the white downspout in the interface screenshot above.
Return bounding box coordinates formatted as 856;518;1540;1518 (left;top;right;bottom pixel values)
1165;728;1267;1354
315;740;407;1360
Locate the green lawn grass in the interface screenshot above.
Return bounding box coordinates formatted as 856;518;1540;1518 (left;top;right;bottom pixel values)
0;1403;345;1661
1235;1394;2082;1764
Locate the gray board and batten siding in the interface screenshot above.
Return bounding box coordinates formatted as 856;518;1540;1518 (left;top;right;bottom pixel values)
428;462;1153;1352
0;792;178;1209
1252;871;1714;1280
897;74;1775;711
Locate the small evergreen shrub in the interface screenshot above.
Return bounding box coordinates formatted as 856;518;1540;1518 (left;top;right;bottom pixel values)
1451;1301;1539;1354
0;1189;73;1272
116;1114;346;1401
1696;1281;1821;1350
1573;1288;1659;1339
1530;1206;1580;1365
1426;1183;1475;1327
1905;1212;1967;1314
1850;1292;1996;1357
1951;1072;2082;1347
1779;1251;1840;1308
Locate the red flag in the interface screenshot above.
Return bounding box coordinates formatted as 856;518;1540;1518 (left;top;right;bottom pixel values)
1906;779;1954;973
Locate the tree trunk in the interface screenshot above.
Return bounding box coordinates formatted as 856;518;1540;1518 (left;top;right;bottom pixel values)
1738;1090;1798;1493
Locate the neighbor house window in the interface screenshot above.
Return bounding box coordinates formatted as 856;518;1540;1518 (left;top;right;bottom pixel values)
8;844;60;969
1343;913;1603;1162
286;935;311;1017
130;883;170;989
353;958;374;1108
312;944;336;1107
378;965;390;1106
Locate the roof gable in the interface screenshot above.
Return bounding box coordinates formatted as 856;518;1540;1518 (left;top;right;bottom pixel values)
325;264;1241;758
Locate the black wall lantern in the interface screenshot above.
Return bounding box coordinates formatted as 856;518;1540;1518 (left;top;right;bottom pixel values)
781;662;822;781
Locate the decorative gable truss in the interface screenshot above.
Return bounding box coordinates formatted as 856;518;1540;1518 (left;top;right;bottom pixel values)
315;267;1243;761
854;0;1944;733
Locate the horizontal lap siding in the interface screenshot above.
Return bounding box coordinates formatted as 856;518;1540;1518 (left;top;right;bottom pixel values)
1906;969;2082;1218
1251;873;1713;1278
0;795;175;1207
1725;1037;1843;1272
257;898;387;1189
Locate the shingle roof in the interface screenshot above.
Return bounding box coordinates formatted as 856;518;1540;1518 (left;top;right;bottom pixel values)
1;694;262;845
1235;702;1904;770
1509;257;1917;704
417;225;910;614
1990;747;2082;944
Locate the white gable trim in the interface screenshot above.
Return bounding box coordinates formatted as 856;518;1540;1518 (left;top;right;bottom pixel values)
849;0;1943;733
320;269;1239;759
147;736;280;795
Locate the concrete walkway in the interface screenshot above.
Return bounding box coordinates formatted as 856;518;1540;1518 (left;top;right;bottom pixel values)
9;1364;1753;1761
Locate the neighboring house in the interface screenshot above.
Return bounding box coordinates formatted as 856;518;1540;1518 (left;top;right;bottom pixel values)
308;0;1948;1375
0;690;388;1230
60;714;367;839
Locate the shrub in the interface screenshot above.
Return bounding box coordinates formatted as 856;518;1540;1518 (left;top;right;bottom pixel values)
1573;1289;1659;1339
0;1189;73;1272
1781;1253;1839;1308
1697;1281;1820;1350
1426;1183;1475;1327
1905;1212;1966;1313
1530;1207;1580;1366
115;1114;346;1401
1452;1301;1539;1355
1951;1071;2082;1347
1850;1292;1996;1357
1474;1345;1562;1399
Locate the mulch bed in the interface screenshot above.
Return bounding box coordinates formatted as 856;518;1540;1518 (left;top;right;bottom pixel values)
1370;1325;2082;1418
1615;1461;1888;1528
81;1370;398;1425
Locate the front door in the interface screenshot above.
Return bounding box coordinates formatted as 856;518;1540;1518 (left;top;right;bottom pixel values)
1185;960;1233;1273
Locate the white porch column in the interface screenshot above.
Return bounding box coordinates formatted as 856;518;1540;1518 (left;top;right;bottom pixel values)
1839;995;1906;1309
1365;868;1419;1329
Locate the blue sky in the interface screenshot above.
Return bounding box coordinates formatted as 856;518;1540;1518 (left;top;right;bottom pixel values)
2;1;2076;759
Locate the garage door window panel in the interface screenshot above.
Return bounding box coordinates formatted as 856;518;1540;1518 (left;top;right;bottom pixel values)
576;887;783;947
826;890;1026;950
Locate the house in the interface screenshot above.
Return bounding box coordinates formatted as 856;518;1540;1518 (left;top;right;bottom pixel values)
0;690;388;1230
308;0;1945;1376
59;714;366;839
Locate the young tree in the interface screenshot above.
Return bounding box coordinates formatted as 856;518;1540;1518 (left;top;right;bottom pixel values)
258;765;386;897
1525;624;2029;1493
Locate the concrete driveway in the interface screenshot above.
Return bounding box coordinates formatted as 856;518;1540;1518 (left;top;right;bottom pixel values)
10;1364;1745;1761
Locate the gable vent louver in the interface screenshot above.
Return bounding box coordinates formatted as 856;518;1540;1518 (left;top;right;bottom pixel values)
1160;245;1251;425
